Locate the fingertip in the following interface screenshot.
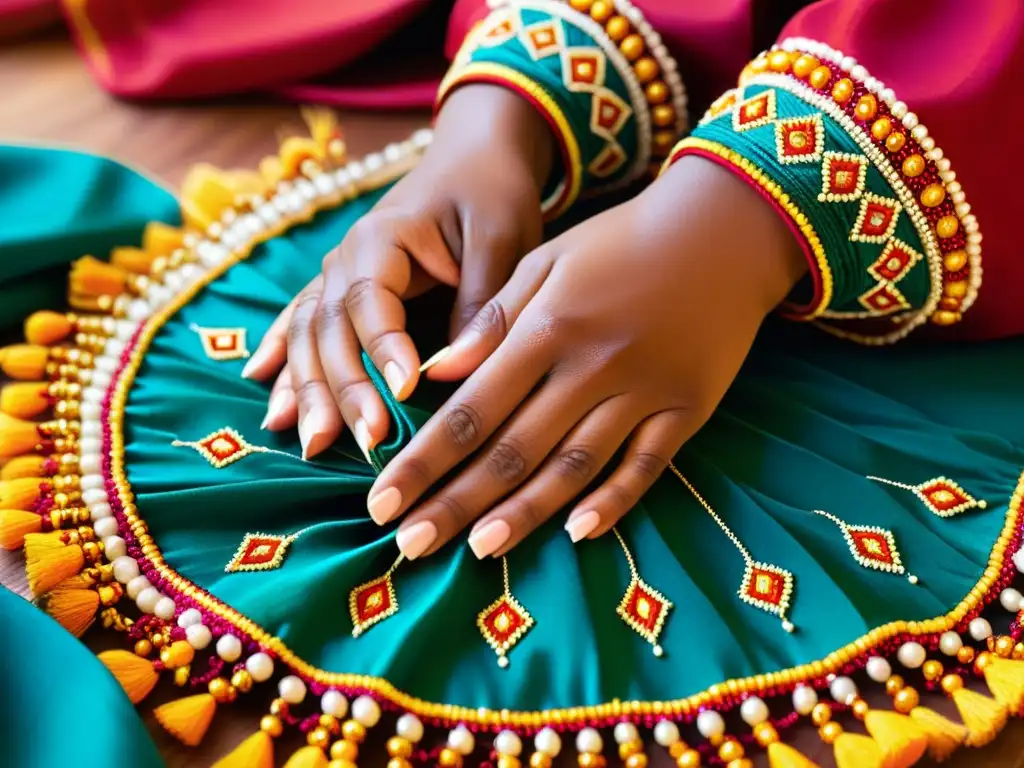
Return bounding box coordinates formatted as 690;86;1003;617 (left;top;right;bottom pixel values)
298;408;339;460
565;509;601;543
383;359;418;401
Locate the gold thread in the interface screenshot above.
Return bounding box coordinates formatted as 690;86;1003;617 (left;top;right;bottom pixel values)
613;527;672;655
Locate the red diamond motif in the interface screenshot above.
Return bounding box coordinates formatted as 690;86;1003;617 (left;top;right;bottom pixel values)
349;572;398;637
191;324;250;361
523;22;560;58
851;193;901;243
478;593;534;667
920;480;968;512
482;598;525;644
775;115;824;164
200;431;244;461
868;239;922;283
590;90;630;138
850;530;894;565
616;577;672;654
567;51;603;89
739;561;794;631
588;143;627;178
746;567;785;604
733;90;776;131
225;531;297;572
239;536;282;566
485;19;514;39
819;152;867;202
858;283;909;315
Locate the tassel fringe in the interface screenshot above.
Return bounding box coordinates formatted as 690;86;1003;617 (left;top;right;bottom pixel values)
39;583;98;636
213;731;275;768
863;710;928;768
833;732;884;768
98;650;159;704
0;413;41;459
983;658;1024;714
282;745;328;768
767;740;820;767
0;508;41;549
0;477;44;509
951;687;1008;747
110;246;157;275
154;693;217;747
70;256;129;299
1;455;48;480
909;706;968;762
142;221;185;255
24;532;84;595
0;345;49;380
1;383;49;418
24;311;73;345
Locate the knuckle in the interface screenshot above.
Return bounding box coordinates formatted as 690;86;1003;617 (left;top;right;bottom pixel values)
554;447;597;481
486;438;528;484
343;277;375;313
314;298;347;335
604;482;636;511
444;403;482;447
397;455;434;489
506;496;544;530
431;492;472;532
294;379;327;403
466;299;508;340
632;451;668;482
364;330;405;362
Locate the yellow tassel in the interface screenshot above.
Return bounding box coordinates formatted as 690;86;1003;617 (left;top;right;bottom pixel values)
909;706;968;762
24;311;74;345
180;164;266;230
154;693;217;747
300;106;342;152
280;137;325;178
213;731;275;768
767;740;820;767
24;531;84;596
1;456;48;480
0;345;49;380
833;732;884;768
863;710;928;768
0;413;42;458
98;650;159;704
0;383;49;418
983;657;1024;714
110;247;156;275
282;745;328;768
70;256;128;298
0;477;44;509
39;583;98;636
951;687;1008;747
142;222;185;256
0;508;41;549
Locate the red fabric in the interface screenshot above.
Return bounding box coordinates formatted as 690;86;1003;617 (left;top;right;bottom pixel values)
0;0;60;39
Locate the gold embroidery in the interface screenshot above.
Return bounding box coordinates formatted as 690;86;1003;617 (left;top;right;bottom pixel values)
189;323;250;361
613;528;672;656
225;531;300;573
867;475;987;518
349;553;404;637
477;556;534;668
813;510;919;584
171;427;294;468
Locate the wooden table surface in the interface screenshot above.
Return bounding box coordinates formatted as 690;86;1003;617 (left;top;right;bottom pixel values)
1;30;1021;768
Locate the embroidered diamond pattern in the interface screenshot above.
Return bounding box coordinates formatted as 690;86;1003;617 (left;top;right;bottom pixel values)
521;20;562;59
733;90;776;131
349;572;398;637
867;238;923;283
190;324;250;361
846;527;903;570
851;193;901;243
617;576;672;655
481;15;516;46
739;561;795;632
915;477;985;518
708;89;738;120
819;152;867;202
563;48;605;92
588;143;628;178
590;89;631;140
173;427;260;468
858;282;910;315
478;594;534;668
774;115;824;164
225;532;294;573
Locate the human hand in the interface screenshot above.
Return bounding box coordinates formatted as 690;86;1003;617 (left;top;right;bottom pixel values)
243;85;553;459
366;156;808;560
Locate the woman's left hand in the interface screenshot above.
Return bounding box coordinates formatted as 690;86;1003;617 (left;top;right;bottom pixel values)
368;156;809;560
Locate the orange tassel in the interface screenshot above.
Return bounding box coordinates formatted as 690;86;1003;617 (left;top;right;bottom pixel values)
282;745;328;768
0;383;49;418
181;164;243;230
909;706;967;762
863;709;928;768
24;311;74;345
1;456;48;480
0;413;42;458
259;156;285;187
110;247;156;275
300;107;343;153
39;583;98;636
24;531;84;596
0;345;49;380
951;687;1007;747
70;256;128;298
833;732;883;768
983;657;1024;714
280;137;324;178
213;731;275;768
142;222;185;256
767;740;820;767
0;508;41;549
98;650;159;704
154;693;217;746
0;477;44;509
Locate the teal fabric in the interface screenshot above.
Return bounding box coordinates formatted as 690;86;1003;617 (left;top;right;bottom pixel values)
0;145;180;331
123;177;1024;712
0;587;165;768
691;83;932;316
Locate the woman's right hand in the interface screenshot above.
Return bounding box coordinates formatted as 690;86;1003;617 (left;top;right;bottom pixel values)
242;85;554;460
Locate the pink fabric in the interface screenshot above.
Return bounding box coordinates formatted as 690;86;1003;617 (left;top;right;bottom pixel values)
0;0;60;39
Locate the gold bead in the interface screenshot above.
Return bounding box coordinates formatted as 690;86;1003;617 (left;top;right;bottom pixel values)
653;130;676;154
957;646;976;664
160;640;195;668
718;739;744;762
754;722;778;747
831;78;854;103
894;687;920;714
811;702;832;726
726;761;752;768
626;755;649;768
134;639;152;657
330;739;359;761
569;0;594;10
589;1;613;22
676;750;702;768
885;675;905;695
922;660;944;681
341;720;366;744
809;65;832;89
230;669;254;694
936;215;959;238
944;281;968;299
438;748;463;767
150;634;166;649
885;132;906;152
768;51;792;72
920;183;945;207
944;250;968;272
974;650;994;675
387;736;413;758
634;57;659;84
620;34;645;61
260;715;283;738
646;81;669;104
932;309;961;326
530;754;553;768
619;741;643;759
606;15;630;41
307;727;331;750
851;699;869;720
387;759;412;768
854;94;877;121
941;674;964;694
173;666;191;686
792;54;819;78
653;105;676;127
209;677;237;704
497;757;522;768
1013;643;1024;661
327;761;357;768
902;154;926;177
319;715;340;734
578;755;607;768
820;722;843;745
668;742;688;759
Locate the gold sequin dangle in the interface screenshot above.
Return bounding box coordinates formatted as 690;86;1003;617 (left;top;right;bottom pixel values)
867;474;987;518
477;556;533;668
225;531;301;573
349;553;404;637
813;510;919;584
613;528;672;656
189;323;250;361
172;427;294;468
668;462;796;632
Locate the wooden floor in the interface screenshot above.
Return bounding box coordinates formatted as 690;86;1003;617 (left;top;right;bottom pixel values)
1;30;1022;768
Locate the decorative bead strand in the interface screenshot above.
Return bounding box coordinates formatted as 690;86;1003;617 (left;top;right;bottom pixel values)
528;727;562;768
652;719;701;767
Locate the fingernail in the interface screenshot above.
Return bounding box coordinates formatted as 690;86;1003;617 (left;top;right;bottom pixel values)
241;347;268;379
298;409;329;460
367;486;402;525
384;361;408;399
565;510;601;543
396;520;437;560
261;391;288;430
353;418;374;464
468;519;512;559
418;346;451;372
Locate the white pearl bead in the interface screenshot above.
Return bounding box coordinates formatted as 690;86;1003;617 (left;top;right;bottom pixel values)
901;112;919;129
246;652;274;682
613;722;639;745
411;129;433;150
80;454;100;474
830;676;858;705
177;608;203;628
396;713;423;743
216;634;243;663
840;55;857;71
186;624;213;650
346;161;365;181
352;695;381;728
383;143;403;163
866;656;892;683
103;536;127;560
112;555;140;584
653;720;680;747
969;617;993;641
696;710;725;740
938;631;963;656
313;173;336;196
278;675;307;704
363;153;384;173
740;696;769;726
897;641;927;668
880;88;896;105
90;502;113;520
154;596;176;621
1002;588;1024;612
126;575;151;600
535;727;562;756
494;730;523;757
80;442;102;458
890;101;908;119
575;727;602;755
94;517;119;540
792;685;818;715
449;725;476;756
1014;547;1024;574
82;488;108;506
